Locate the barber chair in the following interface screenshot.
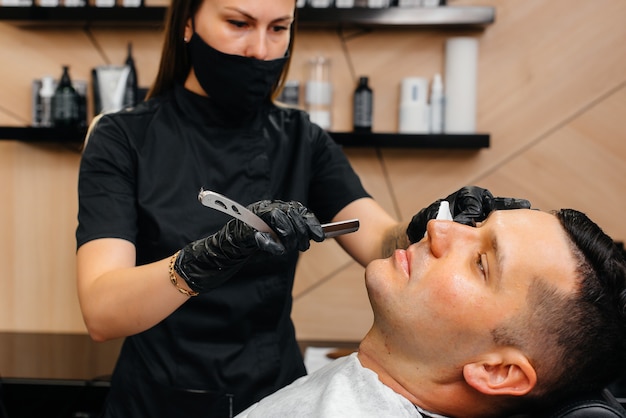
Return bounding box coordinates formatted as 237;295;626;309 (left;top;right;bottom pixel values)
514;388;626;418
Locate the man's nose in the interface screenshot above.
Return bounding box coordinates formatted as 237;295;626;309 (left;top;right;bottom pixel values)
244;31;269;60
427;220;471;258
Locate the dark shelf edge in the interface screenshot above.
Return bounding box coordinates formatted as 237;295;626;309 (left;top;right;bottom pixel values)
329;132;490;149
0;5;165;25
0;126;87;143
0;127;489;149
0;5;494;27
297;6;495;27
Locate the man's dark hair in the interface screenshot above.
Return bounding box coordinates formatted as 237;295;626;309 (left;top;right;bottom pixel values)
549;209;626;395
493;209;626;413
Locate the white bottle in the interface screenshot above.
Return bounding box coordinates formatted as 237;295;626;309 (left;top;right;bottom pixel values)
38;0;59;7
39;76;56;127
309;0;332;7
444;37;478;133
63;0;86;6
398;77;429;134
429;73;445;134
305;56;333;130
397;0;422;6
335;0;354;7
368;0;389;7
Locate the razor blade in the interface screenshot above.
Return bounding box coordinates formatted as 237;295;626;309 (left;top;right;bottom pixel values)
198;189;359;239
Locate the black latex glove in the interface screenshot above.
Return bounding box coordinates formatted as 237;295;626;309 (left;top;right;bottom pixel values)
174;200;324;293
406;186;531;243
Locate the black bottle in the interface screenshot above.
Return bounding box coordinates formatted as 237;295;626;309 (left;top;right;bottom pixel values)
123;42;139;108
52;65;81;127
353;76;373;133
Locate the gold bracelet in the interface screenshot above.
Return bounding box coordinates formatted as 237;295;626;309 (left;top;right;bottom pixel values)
169;250;199;297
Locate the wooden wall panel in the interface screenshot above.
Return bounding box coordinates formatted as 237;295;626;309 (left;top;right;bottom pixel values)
0;142;84;332
479;87;626;241
293;262;373;342
380;0;626;223
0;0;624;344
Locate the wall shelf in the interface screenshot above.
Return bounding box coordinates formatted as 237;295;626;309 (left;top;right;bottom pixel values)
0;5;493;146
0;126;489;149
0;5;495;28
0;5;165;26
0;126;87;143
297;6;495;28
331;132;489;148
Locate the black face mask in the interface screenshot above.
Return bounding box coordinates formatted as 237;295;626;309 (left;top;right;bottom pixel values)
187;33;288;120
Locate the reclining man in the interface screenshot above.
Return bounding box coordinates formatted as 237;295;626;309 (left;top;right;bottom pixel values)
238;205;626;417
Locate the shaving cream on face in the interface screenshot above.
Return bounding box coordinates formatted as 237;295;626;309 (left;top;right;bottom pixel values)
436;200;453;220
423;200;454;238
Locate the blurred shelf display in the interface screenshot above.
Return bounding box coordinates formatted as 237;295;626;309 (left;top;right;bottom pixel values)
0;4;494;149
0;126;489;149
0;5;495;27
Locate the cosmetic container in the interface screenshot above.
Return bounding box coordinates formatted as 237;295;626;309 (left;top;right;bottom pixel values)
277;80;300;107
305;56;333;130
52;66;81;127
335;0;354;7
398;77;429;134
123;43;139;108
397;0;422;6
39;76;56;128
308;0;332;7
63;0;86;6
444;37;478;133
121;0;142;7
1;0;32;5
38;0;59;7
93;0;115;6
353;76;373;133
429;73;444;133
368;0;389;7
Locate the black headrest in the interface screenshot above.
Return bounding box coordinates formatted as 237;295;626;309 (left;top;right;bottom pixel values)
542;389;626;418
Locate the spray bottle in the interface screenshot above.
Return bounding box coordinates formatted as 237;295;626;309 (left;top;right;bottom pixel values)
429;73;445;134
123;42;139;108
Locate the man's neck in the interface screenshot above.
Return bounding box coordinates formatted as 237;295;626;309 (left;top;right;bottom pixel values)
356;334;493;418
357;338;424;406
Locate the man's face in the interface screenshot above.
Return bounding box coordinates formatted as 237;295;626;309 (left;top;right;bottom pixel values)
364;209;578;368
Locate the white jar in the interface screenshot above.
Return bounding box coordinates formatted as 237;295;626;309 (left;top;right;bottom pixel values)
398;77;429;134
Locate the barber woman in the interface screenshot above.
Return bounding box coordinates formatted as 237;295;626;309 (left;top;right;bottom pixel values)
76;0;525;416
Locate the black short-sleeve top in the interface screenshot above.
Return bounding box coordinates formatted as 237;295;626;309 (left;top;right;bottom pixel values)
76;84;369;417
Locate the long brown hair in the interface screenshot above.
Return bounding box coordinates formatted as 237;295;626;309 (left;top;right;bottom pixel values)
146;0;297;100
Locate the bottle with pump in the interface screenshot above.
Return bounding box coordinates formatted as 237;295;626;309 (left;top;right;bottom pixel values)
429;73;445;134
353;76;373;133
123;42;139;109
305;56;333;130
52;66;81;127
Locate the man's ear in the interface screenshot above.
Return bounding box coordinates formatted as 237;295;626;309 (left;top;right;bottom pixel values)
463;349;537;396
